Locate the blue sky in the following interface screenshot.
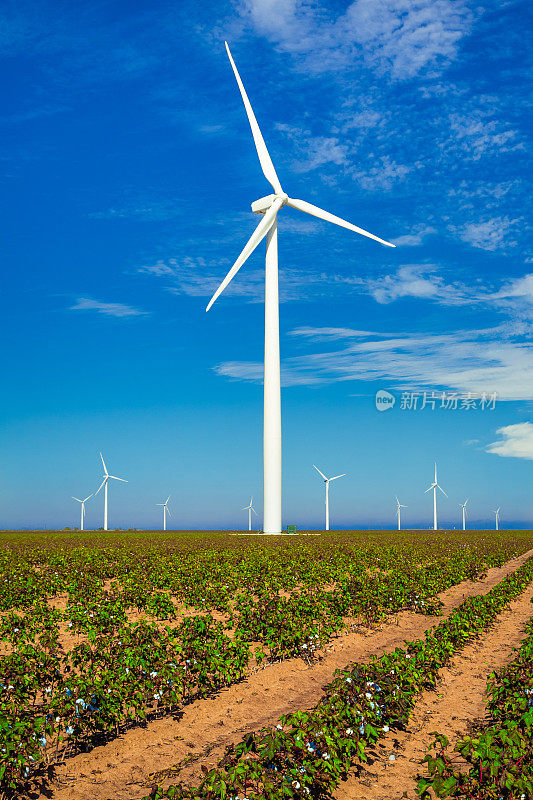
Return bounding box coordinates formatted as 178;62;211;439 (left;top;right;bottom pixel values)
1;0;532;530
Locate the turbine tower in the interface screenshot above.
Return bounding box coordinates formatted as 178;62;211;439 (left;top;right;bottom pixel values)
493;506;501;530
72;494;92;531
156;496;171;531
313;465;346;531
242;496;258;531
95;452;127;531
460;498;469;531
424;462;447;531
395;496;407;531
206;43;395;534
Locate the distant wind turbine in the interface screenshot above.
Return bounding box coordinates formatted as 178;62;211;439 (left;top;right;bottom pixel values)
424;462;447;531
313;465;346;531
95;452;127;531
493;506;501;530
206;42;395;534
242;496;258;531
460;498;469;531
72;494;92;531
395;496;407;530
156;496;171;531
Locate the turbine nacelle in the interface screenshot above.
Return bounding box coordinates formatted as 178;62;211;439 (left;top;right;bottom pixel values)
251;193;289;214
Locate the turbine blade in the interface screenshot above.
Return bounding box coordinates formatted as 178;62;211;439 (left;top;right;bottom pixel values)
100;451;108;475
167;507;172;516
437;484;448;497
330;473;346;481
225;42;283;195
165;496;170;504
286;198;395;247
94;478;107;496
83;494;93;503
72;497;81;503
313;464;327;481
252;507;258;515
424;484;435;493
206;199;281;312
108;475;128;482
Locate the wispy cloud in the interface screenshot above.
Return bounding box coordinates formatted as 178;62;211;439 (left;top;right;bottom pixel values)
447;111;524;161
275;123;349;173
214;323;533;399
451;217;521;252
486;423;533;460
391;226;436;247
238;0;474;80
89;199;182;222
70;298;148;317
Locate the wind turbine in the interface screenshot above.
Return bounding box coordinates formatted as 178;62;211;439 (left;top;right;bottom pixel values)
242;496;258;531
459;498;469;531
395;496;407;530
313;465;346;531
493;506;501;530
156;496;171;531
424;462;447;531
95;452;127;531
72;494;92;531
206;43;395;534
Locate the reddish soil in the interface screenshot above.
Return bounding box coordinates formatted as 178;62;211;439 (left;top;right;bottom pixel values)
334;582;533;799
47;548;533;800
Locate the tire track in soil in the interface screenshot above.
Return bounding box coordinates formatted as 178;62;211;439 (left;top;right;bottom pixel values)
333;582;533;800
49;548;533;800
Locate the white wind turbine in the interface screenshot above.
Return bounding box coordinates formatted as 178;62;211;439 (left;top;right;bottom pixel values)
95;452;127;531
242;496;258;531
493;506;501;530
156;496;171;531
72;494;92;531
395;496;407;531
313;465;346;531
424;462;447;531
460;498;469;530
206;43;395;534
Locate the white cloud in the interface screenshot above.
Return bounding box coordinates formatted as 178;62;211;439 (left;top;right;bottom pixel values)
214;324;533;399
275;124;349;173
365;265;443;304
350;155;411;191
238;0;474;80
338;0;474;80
452;217;520;252
391;226;436;246
486;423;533;460
70;298;148;317
496;274;533;303
448;112;524;161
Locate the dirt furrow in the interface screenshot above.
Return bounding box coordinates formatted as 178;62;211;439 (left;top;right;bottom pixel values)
333;582;533;800
49;548;533;800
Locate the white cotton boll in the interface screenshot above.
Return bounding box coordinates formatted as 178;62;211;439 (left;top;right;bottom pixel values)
389;755;395;762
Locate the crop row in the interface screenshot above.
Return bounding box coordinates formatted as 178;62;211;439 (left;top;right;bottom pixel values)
139;558;533;800
417;613;533;799
1;531;529;612
1;533;531;798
